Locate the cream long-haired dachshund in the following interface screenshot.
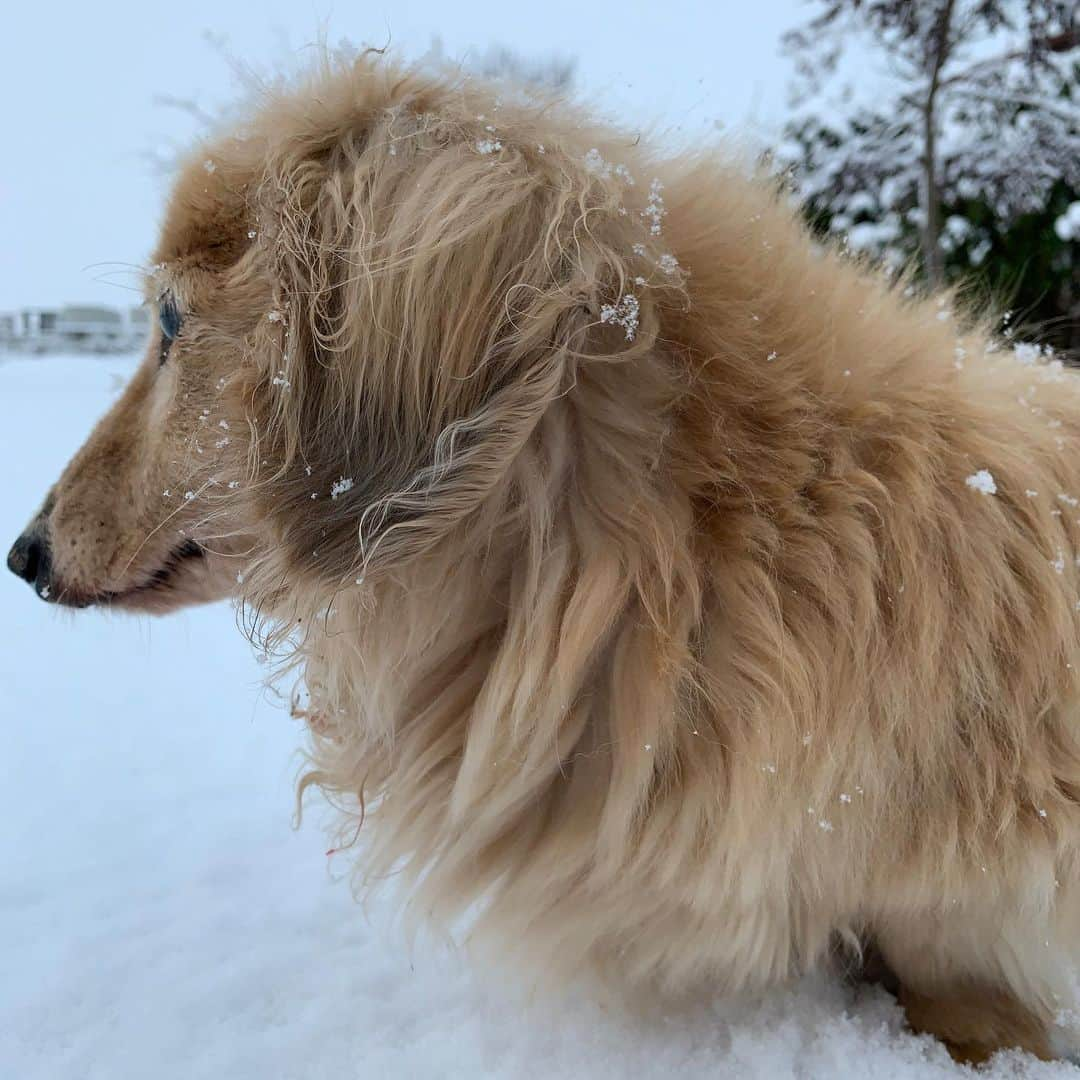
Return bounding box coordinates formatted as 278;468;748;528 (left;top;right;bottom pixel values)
10;55;1080;1064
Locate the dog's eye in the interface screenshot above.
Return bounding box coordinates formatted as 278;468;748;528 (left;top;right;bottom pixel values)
158;295;182;365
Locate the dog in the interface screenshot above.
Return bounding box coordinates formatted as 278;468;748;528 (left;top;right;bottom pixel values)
10;54;1080;1064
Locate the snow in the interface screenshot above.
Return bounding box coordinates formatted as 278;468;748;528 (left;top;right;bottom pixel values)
1056;203;1080;243
2;353;1077;1078
582;148;633;185
965;469;997;495
599;294;640;341
1016;342;1046;365
643;178;666;236
657;253;680;276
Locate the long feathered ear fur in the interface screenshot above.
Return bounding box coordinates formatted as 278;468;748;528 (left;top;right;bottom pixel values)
235;70;690;628
226;64;715;989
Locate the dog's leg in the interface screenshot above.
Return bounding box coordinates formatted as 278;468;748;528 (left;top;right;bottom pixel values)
871;909;1079;1064
897;980;1053;1064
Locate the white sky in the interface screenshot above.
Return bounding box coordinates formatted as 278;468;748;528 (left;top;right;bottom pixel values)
0;0;812;310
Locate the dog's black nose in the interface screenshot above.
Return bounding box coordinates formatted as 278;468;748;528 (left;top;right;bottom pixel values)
7;529;52;597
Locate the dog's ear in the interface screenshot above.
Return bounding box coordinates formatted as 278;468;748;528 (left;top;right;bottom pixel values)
236;107;668;604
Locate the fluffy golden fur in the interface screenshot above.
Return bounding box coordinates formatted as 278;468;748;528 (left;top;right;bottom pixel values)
13;54;1080;1062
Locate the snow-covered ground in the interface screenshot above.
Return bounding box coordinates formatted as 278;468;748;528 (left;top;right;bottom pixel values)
1;353;1076;1079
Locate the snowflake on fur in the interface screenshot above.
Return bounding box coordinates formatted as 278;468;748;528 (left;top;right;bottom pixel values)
583;148;634;185
600;294;640;341
657;253;681;275
965;469;997;495
643;179;666;236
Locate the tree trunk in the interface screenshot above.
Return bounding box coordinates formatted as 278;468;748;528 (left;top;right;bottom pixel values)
920;0;957;291
921;110;944;290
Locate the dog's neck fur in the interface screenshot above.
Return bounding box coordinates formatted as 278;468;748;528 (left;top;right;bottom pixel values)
294;332;704;930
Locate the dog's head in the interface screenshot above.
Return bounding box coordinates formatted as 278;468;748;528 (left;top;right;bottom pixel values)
7;58;681;623
5;139;262;612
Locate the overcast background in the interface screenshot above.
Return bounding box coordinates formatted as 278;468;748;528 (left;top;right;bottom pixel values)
0;0;829;312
